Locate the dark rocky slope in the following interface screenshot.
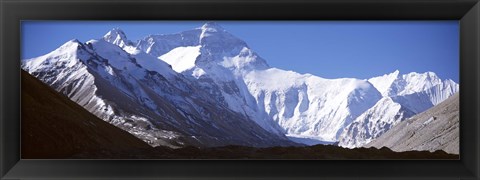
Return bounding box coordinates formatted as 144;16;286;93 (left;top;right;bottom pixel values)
21;70;152;159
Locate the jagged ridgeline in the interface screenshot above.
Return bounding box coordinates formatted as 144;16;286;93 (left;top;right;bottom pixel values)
22;22;459;152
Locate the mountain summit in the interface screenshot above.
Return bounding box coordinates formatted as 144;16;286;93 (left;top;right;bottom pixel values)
198;22;226;32
103;27;131;48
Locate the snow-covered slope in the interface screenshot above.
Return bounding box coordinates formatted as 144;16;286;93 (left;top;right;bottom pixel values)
159;46;202;73
368;70;401;97
243;68;382;142
337;97;415;148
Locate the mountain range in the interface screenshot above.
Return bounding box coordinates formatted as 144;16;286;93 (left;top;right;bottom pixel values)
21;22;459;149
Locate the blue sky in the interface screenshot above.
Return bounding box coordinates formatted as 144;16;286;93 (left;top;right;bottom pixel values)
22;21;459;82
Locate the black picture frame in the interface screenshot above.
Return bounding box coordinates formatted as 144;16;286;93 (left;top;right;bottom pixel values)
1;0;479;179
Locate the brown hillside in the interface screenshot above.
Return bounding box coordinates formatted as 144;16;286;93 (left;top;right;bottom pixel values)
21;70;151;159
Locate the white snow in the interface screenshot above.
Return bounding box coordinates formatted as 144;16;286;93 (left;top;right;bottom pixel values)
128;49;176;79
286;134;335;146
22;39;82;72
158;46;201;73
191;67;206;79
198;22;224;40
86;39;133;70
369;70;458;104
243;68;382;142
368;70;400;96
338;97;405;148
103;28;130;48
423;117;435;125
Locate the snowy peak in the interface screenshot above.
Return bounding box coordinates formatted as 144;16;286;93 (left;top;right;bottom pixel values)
392;69;400;75
135;29;201;57
368;70;456;97
22;39;88;73
193;23;269;71
368;70;400;96
60;39;83;50
54;39;85;54
197;22;245;46
402;71;442;88
103;28;131;47
403;71;442;84
198;22;225;32
396;71;447;96
104;27;127;40
68;38;81;44
132;22;269;73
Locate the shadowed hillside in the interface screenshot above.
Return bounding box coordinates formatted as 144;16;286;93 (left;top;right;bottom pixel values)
21;70;152;159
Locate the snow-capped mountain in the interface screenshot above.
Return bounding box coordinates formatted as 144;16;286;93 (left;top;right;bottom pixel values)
22;22;459;149
21;29;294;148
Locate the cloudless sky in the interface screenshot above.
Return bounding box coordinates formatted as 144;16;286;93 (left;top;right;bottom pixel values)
22;21;459;82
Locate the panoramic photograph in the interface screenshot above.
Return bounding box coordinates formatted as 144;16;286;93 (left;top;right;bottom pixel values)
21;21;459;159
